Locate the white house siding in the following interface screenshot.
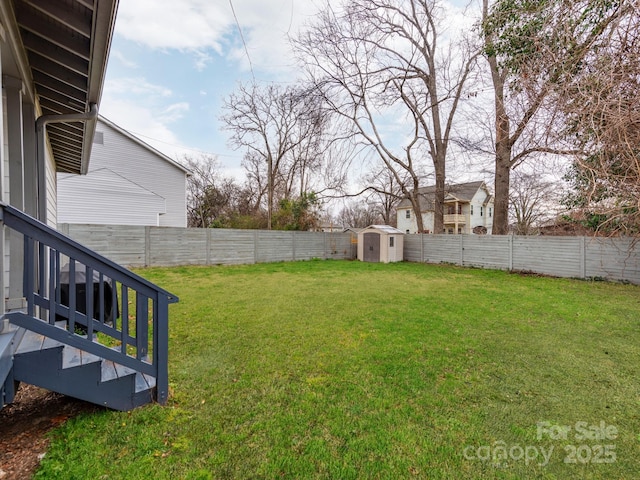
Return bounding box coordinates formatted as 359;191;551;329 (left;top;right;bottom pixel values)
397;210;435;235
469;189;493;234
58;168;166;226
57;118;188;227
396;208;413;234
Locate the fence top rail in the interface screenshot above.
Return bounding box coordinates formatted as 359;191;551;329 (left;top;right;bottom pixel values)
1;203;178;304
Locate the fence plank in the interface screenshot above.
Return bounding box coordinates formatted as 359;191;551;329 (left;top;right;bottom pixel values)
64;224;146;267
512;236;582;278
461;235;510;270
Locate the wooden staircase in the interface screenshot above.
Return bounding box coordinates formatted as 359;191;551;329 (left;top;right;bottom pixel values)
0;203;178;412
10;327;155;411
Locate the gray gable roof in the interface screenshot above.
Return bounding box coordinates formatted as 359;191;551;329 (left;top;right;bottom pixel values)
397;181;489;211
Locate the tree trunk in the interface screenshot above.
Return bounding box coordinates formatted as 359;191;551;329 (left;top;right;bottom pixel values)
492;83;512;235
267;154;273;230
410;193;425;233
433;160;445;234
484;0;513;236
493;146;511;235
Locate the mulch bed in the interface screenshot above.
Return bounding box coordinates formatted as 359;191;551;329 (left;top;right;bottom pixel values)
0;384;98;479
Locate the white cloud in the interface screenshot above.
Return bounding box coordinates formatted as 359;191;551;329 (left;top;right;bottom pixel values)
111;50;138;68
224;0;323;77
113;0;324;78
159;102;190;123
99;98;184;155
106;77;173;98
100;75;191;161
115;0;231;52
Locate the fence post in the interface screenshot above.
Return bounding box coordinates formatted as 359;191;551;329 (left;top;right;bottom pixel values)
324;232;328;259
508;235;513;271
253;230;259;264
580;236;586;279
292;231;297;261
145;227;151;267
206;229;211;266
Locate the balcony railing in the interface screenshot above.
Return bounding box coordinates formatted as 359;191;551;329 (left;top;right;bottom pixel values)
444;214;466;224
0;203;178;404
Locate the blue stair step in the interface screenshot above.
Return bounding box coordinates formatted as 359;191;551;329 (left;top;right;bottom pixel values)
12;328;156;411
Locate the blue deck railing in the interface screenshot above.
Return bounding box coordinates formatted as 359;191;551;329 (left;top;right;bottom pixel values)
1;203;178;404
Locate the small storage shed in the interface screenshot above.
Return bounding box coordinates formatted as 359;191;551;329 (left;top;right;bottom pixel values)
357;225;404;263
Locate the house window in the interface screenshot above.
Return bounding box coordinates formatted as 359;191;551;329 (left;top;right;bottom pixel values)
406;230;410;234
489;207;492;217
458;228;462;234
447;205;455;215
471;205;474;215
406;210;411;219
457;205;462;215
389;236;395;247
480;206;484;217
448;228;453;234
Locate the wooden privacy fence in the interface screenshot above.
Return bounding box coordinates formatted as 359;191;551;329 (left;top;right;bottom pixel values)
404;234;640;284
58;224;356;267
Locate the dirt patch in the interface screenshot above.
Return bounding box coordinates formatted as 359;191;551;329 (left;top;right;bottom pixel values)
0;384;98;479
510;269;554;278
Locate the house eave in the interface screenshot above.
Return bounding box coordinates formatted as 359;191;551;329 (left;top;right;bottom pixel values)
8;0;119;175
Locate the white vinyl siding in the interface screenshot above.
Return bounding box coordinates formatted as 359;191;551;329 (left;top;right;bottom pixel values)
58;169;166;226
57;118;188;227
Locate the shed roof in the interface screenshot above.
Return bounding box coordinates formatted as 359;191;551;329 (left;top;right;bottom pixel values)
362;225;404;235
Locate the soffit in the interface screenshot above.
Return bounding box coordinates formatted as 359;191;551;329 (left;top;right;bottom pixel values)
13;0;118;174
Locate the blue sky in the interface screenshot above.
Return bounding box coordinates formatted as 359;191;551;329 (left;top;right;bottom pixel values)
100;0;476;182
99;0;323;179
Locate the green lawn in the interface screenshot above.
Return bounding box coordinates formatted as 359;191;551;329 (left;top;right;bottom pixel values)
37;260;640;479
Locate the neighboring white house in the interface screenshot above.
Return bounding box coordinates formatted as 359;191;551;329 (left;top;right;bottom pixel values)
57;116;190;227
396;181;494;234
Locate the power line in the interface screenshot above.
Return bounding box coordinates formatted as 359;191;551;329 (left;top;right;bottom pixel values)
229;0;256;84
127;129;242;159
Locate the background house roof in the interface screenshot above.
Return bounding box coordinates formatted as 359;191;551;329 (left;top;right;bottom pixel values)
8;0;119;174
397;181;489;211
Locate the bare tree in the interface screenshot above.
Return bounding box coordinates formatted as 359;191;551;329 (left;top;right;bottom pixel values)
481;0;632;234
221;83;328;229
182;154;264;229
510;169;562;235
295;0;479;234
337;200;383;228
361;167;409;225
183;154;223;228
